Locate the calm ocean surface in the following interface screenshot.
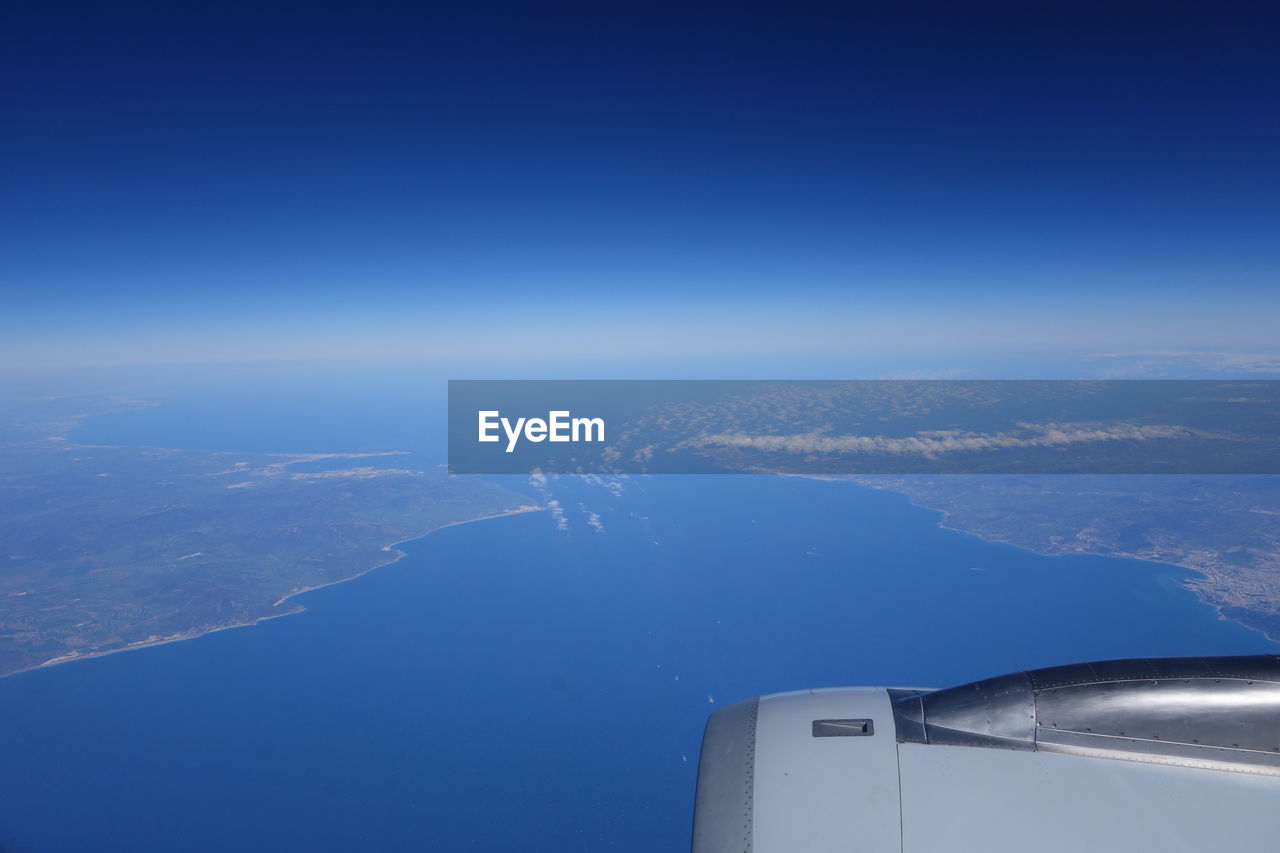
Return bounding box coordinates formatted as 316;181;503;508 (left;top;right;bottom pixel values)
0;471;1272;852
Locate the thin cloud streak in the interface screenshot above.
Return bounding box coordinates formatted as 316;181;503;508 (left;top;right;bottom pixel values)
693;422;1200;458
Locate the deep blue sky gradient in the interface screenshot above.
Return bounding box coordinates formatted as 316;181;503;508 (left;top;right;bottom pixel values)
4;2;1278;369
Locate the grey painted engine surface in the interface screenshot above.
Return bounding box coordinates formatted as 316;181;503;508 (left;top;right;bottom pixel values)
692;656;1280;852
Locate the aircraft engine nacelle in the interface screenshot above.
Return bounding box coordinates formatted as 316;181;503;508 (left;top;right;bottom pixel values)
691;655;1280;853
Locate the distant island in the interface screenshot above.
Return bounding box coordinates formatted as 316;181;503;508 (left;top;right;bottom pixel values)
0;396;537;679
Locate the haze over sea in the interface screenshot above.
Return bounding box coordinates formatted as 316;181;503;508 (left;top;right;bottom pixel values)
0;398;1272;851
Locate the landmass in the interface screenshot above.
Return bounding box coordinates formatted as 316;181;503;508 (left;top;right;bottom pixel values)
0;395;538;678
590;380;1280;642
472;379;1280;475
846;475;1280;641
5;388;1280;680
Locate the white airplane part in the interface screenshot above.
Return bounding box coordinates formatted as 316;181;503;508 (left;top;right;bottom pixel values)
691;655;1280;852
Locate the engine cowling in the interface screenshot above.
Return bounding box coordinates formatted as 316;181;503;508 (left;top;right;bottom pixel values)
692;656;1280;853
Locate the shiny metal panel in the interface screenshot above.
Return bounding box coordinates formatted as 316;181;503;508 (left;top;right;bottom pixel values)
911;671;1035;749
891;655;1280;773
1035;728;1280;775
1036;678;1280;751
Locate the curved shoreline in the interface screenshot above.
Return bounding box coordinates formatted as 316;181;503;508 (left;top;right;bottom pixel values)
873;487;1280;646
3;506;543;681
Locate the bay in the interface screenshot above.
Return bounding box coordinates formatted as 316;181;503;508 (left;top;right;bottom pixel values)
0;475;1270;851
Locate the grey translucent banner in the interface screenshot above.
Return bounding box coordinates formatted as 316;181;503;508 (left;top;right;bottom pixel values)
447;380;1280;475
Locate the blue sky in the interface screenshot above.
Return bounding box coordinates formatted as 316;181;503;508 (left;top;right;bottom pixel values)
4;2;1278;372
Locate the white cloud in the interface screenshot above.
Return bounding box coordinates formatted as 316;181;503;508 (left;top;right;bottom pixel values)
693;422;1198;458
578;502;605;533
1091;350;1280;377
545;498;569;531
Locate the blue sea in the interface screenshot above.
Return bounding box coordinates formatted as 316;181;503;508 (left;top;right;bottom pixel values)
0;398;1273;851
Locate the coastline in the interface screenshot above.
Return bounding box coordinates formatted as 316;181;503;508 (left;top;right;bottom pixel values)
268;505;544;609
3;505;544;681
856;483;1280;646
12;468;1276;683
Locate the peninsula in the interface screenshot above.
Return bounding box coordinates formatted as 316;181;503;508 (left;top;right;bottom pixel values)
0;396;538;678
